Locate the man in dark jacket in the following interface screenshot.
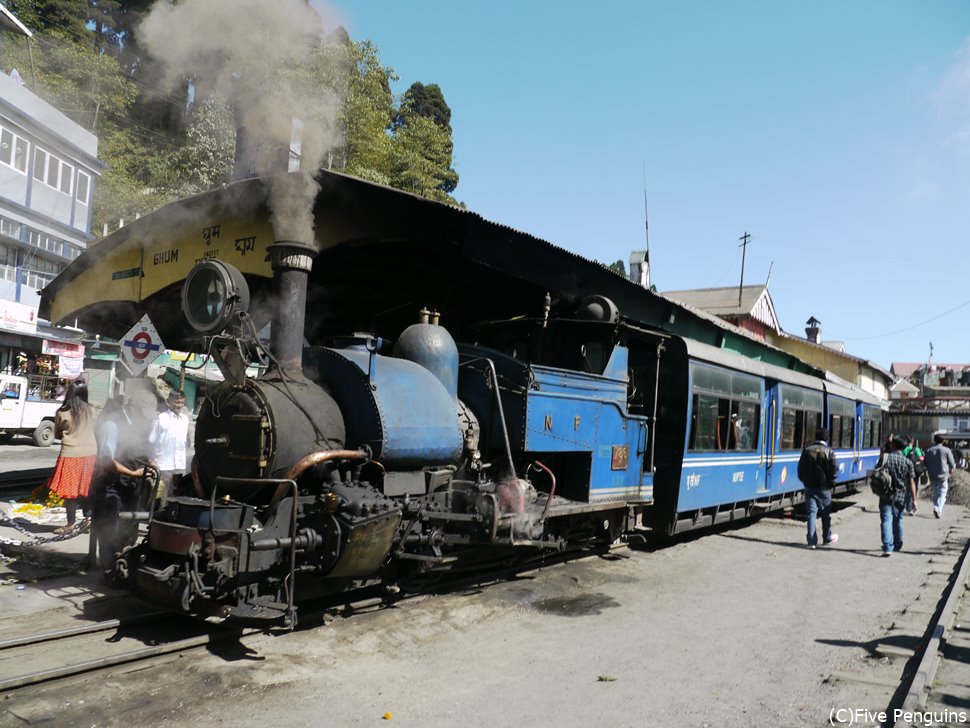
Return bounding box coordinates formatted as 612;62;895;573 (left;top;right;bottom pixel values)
90;390;156;575
797;428;839;549
880;436;917;556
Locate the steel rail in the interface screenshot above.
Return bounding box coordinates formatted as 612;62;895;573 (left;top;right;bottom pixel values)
0;611;165;651
892;528;970;727
0;624;260;692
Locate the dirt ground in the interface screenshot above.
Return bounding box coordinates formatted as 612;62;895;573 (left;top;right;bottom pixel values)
4;489;968;728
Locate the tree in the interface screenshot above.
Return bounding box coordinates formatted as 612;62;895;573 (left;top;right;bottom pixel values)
156;95;236;198
339;39;395;185
392;82;458;196
5;0;90;41
395;82;451;131
390;115;459;204
1;8;463;230
605;260;626;276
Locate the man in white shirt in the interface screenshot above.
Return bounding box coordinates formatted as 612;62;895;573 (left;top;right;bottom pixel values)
149;390;191;504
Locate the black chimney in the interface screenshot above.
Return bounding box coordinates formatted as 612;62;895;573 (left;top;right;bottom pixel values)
267;240;316;372
805;316;821;344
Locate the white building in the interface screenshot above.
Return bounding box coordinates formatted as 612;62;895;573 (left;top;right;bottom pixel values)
0;5;104;375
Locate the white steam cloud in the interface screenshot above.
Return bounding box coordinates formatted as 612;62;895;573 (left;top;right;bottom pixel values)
138;0;344;244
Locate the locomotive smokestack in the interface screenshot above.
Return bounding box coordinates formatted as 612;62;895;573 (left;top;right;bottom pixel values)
268;240;317;372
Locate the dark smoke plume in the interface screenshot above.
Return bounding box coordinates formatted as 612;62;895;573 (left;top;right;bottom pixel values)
138;0;344;246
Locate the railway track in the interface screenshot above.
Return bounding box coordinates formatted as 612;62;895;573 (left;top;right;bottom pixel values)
823;513;970;727
0;539;609;696
0;609;261;693
892;516;970;727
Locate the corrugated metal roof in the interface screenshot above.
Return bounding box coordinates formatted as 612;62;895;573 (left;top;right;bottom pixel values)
891;362;969;379
662;285;767;316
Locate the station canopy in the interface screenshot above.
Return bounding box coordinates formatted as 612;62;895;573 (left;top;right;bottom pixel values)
41;169;814;373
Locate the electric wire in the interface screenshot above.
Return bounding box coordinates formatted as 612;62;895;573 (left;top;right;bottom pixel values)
839;297;970;341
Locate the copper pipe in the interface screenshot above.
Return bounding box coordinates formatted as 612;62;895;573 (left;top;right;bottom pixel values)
286;449;370;481
271;449;371;505
532;460;556;524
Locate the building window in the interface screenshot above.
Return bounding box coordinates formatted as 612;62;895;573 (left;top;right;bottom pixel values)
32;146;74;195
25;257;62;275
26;228;64;254
76;170;90;204
59;162;73;195
33;148;46;180
0;126;29;174
21;269;54;289
0;216;22;239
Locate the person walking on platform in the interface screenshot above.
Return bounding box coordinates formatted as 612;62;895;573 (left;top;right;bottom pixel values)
902;437;924;515
148;390;190;505
924;433;956;519
879;437;917;556
49;381;98;535
797;428;839;550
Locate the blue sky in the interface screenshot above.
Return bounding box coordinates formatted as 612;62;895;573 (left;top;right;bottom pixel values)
326;1;969;370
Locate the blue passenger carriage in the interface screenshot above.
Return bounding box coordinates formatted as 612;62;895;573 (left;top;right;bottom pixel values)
652;338;884;535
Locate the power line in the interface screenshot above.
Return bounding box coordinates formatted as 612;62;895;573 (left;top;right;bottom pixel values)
840;297;970;341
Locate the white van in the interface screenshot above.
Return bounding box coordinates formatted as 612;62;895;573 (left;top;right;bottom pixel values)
0;373;61;446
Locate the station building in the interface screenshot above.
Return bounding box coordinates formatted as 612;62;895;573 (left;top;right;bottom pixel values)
888;362;970;446
0;6;113;401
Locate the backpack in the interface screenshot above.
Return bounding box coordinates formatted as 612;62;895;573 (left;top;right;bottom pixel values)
909;450;926;478
868;466;894;499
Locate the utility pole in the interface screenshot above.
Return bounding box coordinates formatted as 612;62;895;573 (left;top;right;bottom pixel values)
738;231;751;307
642;162;651;288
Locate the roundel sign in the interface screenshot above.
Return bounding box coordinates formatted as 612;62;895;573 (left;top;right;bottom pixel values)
120;314;165;375
129;331;156;360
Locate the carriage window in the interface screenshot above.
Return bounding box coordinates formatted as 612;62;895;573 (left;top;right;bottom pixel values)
781;386;823;411
781;407;823;450
688;363;761;452
827;398;855;449
862;407;883;448
736;401;759;450
732;374;761;401
690;394;718;450
781;408;797;450
830;414;852;449
692;366;731;396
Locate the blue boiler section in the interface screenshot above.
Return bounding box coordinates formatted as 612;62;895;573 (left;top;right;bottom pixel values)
304;336;462;468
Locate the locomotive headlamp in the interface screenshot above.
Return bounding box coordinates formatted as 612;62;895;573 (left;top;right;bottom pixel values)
181;260;251;335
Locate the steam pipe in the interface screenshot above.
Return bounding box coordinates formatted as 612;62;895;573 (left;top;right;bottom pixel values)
285;448;371;481
267;240;316;373
269;448;371;505
532;460;557;524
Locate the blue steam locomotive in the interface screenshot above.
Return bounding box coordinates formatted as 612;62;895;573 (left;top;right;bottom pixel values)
116;256;882;627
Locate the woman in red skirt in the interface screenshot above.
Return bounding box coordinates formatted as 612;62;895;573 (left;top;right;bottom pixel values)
49;381;98;534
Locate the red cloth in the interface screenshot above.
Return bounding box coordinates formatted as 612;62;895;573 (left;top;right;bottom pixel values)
47;455;96;499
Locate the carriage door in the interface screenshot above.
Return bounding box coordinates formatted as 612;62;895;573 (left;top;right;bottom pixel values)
762;385;779;492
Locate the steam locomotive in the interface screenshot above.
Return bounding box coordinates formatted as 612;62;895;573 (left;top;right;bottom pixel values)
116;247;883;628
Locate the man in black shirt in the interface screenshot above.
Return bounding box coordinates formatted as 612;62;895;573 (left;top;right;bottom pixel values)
797;428;839;549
